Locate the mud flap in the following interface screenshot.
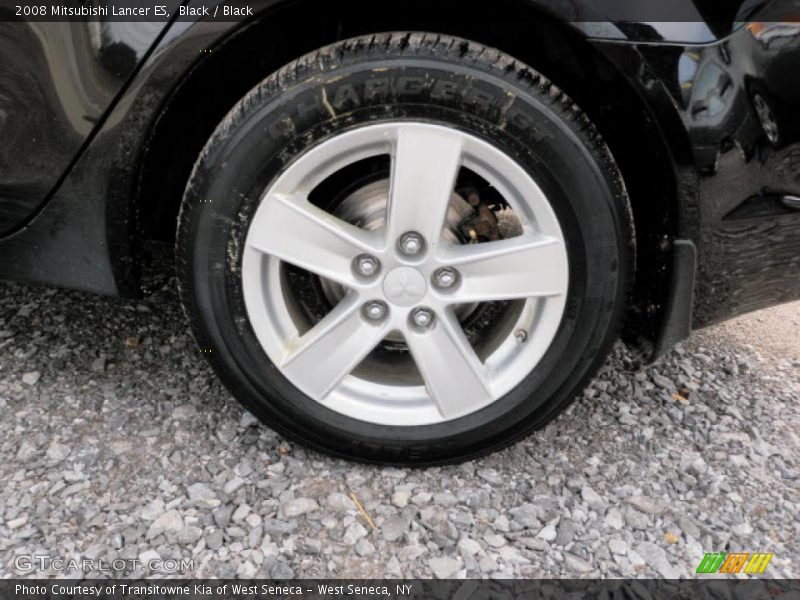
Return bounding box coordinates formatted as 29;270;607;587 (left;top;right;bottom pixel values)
648;239;697;363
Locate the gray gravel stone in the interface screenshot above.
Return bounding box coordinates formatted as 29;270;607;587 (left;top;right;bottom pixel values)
652;373;674;391
21;371;40;386
343;523;368;545
205;529;223;551
139;549;159;565
636;541;679;578
477;468;502;485
7;516;27;530
232;503;251;522
429;556;462;579
433;492;458;507
509;503;542;529
627;496;665;515
678;515;702;540
263;519;296;537
581;485;604;509
604;508;624;530
623;507;651;530
223;477;246;494
537;524;557;542
0;273;797;578
381;516;408;542
554;520;578;546
483;533;506;548
325;492;354;513
178;525;203;545
187;483;219;508
457;537;482;557
15;441;37;461
147;510;183;539
391;490;410;508
608;538;627;555
271;562;294;579
45;441;69;462
355;539;375;557
212;505;233;529
281;497;319;518
564;553;593;573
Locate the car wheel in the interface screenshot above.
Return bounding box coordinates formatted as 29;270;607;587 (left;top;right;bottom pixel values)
751;89;782;147
176;32;633;464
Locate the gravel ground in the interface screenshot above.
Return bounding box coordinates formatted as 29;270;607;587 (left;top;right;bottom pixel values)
1;257;798;579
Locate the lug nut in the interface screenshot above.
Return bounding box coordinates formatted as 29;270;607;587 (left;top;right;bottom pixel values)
398;232;424;256
354;254;380;277
433;267;458;289
363;300;388;321
411;307;435;329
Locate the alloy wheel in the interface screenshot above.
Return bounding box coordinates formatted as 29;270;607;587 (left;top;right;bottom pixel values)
242;122;569;426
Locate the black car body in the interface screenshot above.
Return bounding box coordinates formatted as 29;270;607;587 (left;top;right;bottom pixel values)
1;1;799;462
3;1;799;357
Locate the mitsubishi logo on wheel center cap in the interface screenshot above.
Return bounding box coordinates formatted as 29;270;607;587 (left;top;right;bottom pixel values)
383;267;427;307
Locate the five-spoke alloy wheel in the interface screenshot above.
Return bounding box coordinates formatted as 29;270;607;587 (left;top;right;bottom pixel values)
242;123;569;426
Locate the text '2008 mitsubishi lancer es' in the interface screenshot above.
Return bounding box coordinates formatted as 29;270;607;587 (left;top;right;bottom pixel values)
2;0;799;463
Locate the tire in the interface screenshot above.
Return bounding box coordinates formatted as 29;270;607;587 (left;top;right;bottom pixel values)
176;32;633;465
749;85;783;148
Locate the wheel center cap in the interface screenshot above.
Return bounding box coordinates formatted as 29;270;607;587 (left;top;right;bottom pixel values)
383;267;427;307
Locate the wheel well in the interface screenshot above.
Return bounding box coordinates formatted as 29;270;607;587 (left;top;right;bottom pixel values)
137;1;678;346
